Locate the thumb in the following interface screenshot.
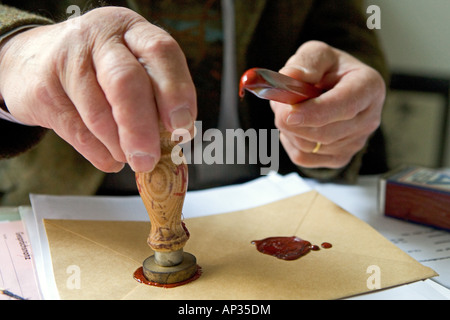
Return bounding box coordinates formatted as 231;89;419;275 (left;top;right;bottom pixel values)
279;41;338;85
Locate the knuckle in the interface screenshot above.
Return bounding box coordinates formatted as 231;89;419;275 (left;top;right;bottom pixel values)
288;148;310;167
108;6;138;17
33;81;55;106
109;64;141;86
360;112;381;137
331;154;353;168
290;152;304;166
304;40;331;52
103;64;144;98
367;117;381;133
274;115;286;131
73;125;95;148
87;6;140;25
352;137;369;153
53;109;91;147
368;67;386;96
344;97;361;120
146;33;181;58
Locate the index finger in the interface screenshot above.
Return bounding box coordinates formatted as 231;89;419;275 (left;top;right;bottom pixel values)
283;69;379;128
124;20;197;136
94;40;161;173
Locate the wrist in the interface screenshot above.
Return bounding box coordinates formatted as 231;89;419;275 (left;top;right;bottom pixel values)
0;25;41;57
0;25;42;125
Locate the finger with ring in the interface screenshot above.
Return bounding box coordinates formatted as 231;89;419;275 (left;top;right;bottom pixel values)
312;142;321;154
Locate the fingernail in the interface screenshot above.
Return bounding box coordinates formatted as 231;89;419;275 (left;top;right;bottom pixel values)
286;113;304;126
127;153;157;173
112;162;126;173
170;107;194;130
283;65;310;76
296;66;310;74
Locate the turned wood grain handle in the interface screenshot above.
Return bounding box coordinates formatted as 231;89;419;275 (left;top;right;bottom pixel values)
136;126;189;252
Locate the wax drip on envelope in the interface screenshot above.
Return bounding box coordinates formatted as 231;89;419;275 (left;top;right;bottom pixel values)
251;236;332;260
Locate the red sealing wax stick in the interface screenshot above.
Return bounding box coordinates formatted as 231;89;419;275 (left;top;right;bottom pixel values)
239;68;321;104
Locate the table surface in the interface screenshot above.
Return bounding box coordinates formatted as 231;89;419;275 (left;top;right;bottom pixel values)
3;172;450;300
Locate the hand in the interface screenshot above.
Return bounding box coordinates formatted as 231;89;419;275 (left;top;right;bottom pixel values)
0;7;197;173
270;41;386;169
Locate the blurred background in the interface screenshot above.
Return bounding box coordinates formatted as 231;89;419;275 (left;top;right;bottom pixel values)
364;0;450;170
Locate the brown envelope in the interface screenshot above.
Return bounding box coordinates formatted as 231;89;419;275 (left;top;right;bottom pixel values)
44;191;437;300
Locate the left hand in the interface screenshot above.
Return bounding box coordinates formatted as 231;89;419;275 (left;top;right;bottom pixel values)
270;40;386;169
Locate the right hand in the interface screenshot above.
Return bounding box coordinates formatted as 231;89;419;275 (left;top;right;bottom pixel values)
0;6;197;173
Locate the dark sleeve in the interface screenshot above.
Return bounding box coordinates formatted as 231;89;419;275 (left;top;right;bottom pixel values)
0;4;53;34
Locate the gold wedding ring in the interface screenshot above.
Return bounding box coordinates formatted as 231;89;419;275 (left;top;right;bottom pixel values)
312;142;321;154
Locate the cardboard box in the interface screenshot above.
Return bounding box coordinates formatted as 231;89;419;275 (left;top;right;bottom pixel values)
379;166;450;230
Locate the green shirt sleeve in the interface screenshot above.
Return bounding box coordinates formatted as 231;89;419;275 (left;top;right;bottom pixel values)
0;4;53;158
0;4;53;35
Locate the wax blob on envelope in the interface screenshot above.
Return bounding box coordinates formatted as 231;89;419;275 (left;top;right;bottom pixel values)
44;191;437;300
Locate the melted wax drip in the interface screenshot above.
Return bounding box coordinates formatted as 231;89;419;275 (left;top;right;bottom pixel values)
251;236;332;260
133;265;202;288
